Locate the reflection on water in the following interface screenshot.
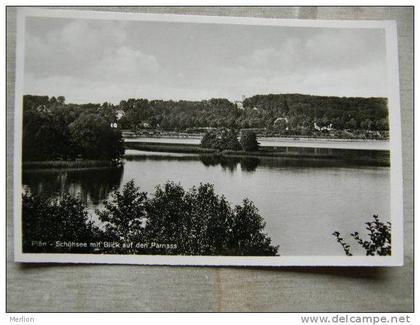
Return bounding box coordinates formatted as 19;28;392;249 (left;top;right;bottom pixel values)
125;137;390;150
200;155;260;173
22;167;123;205
23;153;351;206
21;150;390;256
125;150;384;171
125;151;262;173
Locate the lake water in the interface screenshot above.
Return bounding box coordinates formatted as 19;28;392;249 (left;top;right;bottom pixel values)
23;149;390;256
125;137;390;150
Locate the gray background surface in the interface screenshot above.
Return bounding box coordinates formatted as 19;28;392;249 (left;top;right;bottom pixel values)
6;6;413;312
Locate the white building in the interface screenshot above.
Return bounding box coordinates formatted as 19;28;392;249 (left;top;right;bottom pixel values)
274;117;289;124
314;122;333;131
115;109;125;120
234;95;246;110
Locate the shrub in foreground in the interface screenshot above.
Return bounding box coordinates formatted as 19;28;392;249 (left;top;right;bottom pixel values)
141;182;278;256
96;180;147;253
22;180;279;256
332;215;391;256
22;191;100;253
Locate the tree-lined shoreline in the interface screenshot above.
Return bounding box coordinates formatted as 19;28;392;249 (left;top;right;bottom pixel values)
22;94;390;168
23;92;389;163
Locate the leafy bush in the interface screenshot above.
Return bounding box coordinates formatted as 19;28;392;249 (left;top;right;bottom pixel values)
98;181;278;255
96;180;147;253
201;128;241;151
240;130;259;151
141;182;277;255
22;191;100;253
69;113;124;160
332;215;391;256
201;131;220;149
22;181;279;256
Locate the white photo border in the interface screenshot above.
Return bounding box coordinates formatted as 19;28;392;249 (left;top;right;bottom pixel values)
13;7;404;266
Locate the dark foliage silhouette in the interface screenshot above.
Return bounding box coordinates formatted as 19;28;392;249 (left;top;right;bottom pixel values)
22;191;100;253
201;128;241;151
240;130;260;151
22;180;279;256
23;95;124;161
333;215;391;256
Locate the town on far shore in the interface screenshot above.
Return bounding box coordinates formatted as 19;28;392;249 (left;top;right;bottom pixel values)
26;92;389;142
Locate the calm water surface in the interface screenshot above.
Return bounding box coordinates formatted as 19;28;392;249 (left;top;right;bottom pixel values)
125;137;390;150
23;150;390;256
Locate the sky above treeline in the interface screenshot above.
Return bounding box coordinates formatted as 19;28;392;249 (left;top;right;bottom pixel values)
24;16;388;104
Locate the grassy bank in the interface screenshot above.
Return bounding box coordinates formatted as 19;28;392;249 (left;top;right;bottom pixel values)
23;160;121;169
125;141;390;166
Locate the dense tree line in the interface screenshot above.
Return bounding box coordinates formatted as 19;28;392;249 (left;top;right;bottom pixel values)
117;94;388;136
22;95;124;161
23;93;389;144
118;97;240;131
243;94;389;132
22;180;279;256
201;129;241;151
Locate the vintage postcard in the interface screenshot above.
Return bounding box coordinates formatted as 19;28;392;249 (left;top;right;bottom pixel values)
12;8;403;266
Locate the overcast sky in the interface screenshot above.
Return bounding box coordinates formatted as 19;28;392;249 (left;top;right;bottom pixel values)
24;16;388;104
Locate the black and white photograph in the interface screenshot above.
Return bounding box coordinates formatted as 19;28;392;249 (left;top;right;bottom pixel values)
13;8;404;266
